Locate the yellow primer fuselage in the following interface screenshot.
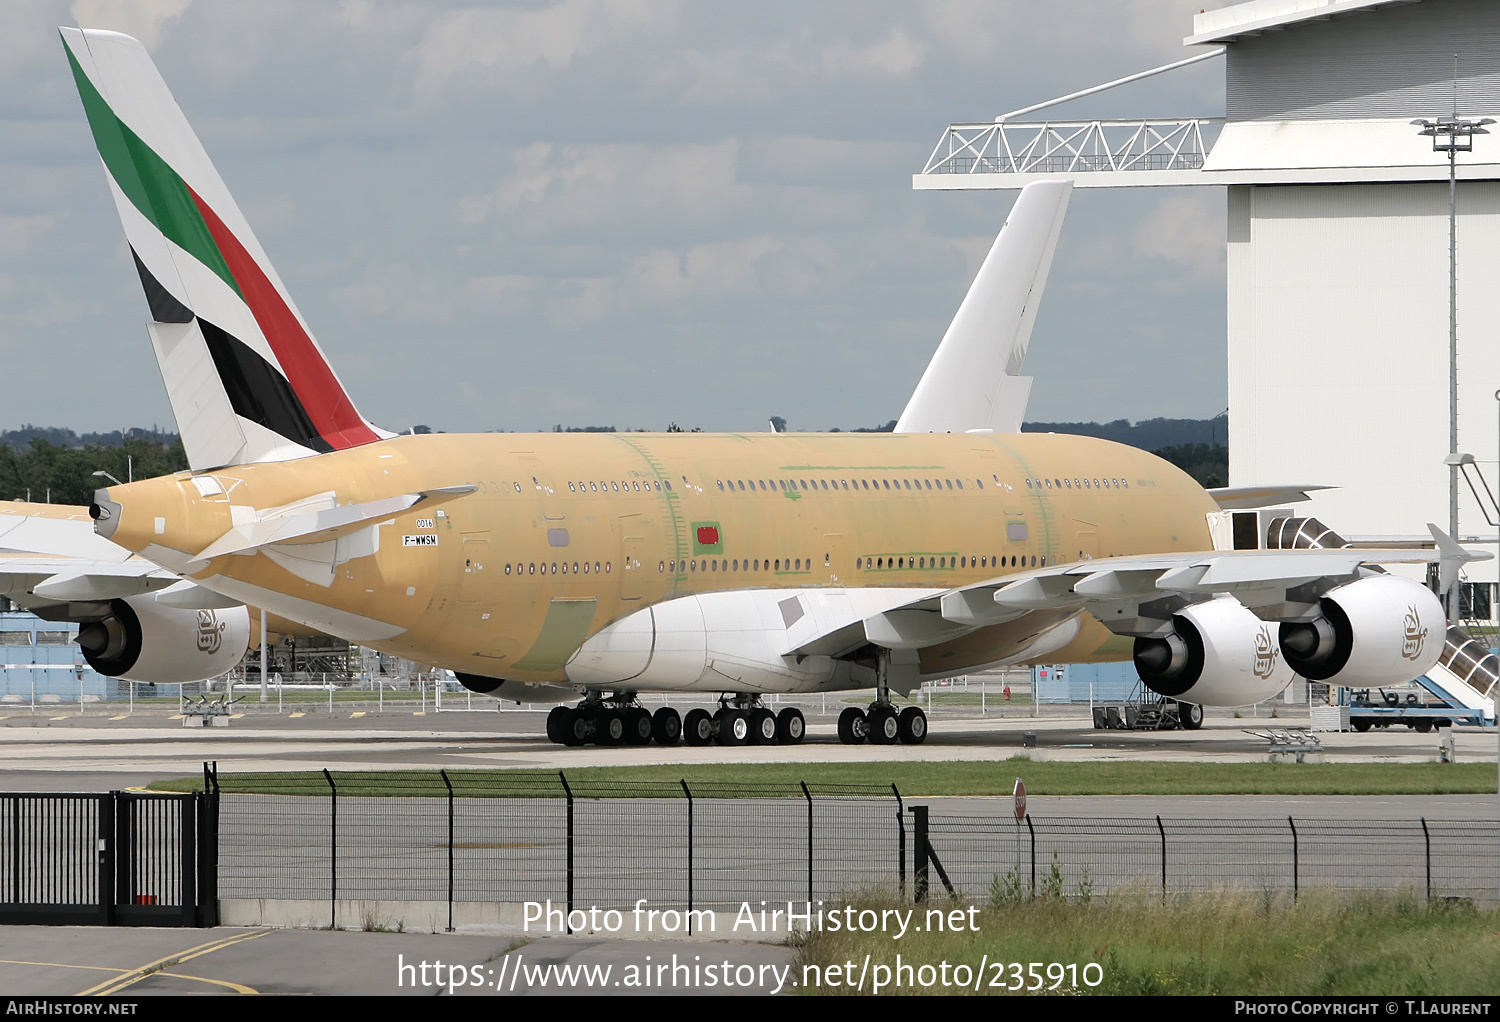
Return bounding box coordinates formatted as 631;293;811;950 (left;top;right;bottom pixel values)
95;431;1219;687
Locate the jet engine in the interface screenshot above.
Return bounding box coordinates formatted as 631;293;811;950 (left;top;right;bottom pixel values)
76;593;250;684
1277;574;1443;684
1133;597;1294;706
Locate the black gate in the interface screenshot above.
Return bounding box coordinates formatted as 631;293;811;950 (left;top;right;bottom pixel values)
0;787;218;927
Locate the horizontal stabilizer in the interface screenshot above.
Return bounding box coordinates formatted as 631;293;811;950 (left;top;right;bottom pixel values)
1206;484;1333;509
190;485;476;565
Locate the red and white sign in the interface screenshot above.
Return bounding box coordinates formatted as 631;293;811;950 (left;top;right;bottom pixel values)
1013;778;1027;821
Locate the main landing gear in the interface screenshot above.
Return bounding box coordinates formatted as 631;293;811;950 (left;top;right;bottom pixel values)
837;650;928;745
544;693;805;748
684;695;806;748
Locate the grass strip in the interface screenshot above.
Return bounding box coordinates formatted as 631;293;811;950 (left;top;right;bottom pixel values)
795;889;1500;996
148;759;1498;797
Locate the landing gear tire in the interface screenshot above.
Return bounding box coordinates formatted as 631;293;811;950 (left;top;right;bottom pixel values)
594;709;625;746
897;706;927;745
625;707;654;745
749;708;778;745
562;709;590;747
837;707;868;745
716;709;749;747
868;705;899;745
776;707;806;745
683;708;714;746
652;707;682;745
1180;702;1204;731
546;705;569;744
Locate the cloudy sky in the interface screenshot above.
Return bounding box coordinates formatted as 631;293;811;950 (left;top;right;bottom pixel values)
0;0;1229;435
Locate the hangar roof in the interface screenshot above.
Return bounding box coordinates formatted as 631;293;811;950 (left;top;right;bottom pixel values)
1186;0;1422;46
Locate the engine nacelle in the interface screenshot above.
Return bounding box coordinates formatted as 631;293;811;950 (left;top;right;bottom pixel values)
77;594;250;683
1278;574;1443;684
1133;598;1294;706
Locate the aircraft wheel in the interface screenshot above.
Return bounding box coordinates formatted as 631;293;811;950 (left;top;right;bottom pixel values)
898;706;927;745
625;707;654;744
562;709;590;747
716;709;749;746
1180;703;1204;731
868;705;899;745
594;709;625;746
683;708;714;747
837;707;868;745
749;708;777;745
546;705;570;744
652;707;682;745
776;707;805;745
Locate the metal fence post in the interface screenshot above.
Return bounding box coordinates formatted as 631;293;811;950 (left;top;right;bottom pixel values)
322;768;337;929
913;805;929;903
99;793;116;926
1420;816;1431;902
892;783;905;897
197;763;219;928
1156;815;1166;897
1288;816;1299;901
441;769;454;933
680;780;693;934
1026;815;1036;897
558;770;573;934
799;781;813;904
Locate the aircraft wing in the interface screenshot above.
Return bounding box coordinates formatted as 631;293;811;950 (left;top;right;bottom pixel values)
1206;484;1334;509
786;528;1483;659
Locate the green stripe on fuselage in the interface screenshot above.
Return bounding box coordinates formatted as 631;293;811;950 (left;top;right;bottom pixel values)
64;39;241;298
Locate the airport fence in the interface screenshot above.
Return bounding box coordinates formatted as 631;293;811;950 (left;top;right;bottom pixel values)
210;767;906;930
913;811;1500;904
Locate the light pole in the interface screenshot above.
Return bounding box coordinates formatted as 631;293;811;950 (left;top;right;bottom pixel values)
1413;104;1494;623
90;470;122;487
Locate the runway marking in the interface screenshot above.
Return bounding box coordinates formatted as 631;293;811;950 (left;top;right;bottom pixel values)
77;929;270;996
159;970;259;994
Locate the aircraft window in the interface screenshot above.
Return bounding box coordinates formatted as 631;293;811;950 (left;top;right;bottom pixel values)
568;482;576;492
1093;479;1099;488
753;559;759;570
1073;479;1080;488
799;479;808;491
835;480;845;490
690;560;696;572
664;481;673;492
553;563;560;573
630;481;637;491
976;479;983;489
561;563;567;574
1063;479;1071;489
532;476;540;488
658;562;664;572
793;558;800;570
1040;556;1046;566
505;564;512;575
854;479;863;490
529;563;536;574
514;482;522;492
573;563;579;573
605;562;611;573
818;480;827;490
879;479;889;490
584;562;590;574
774;559;780;570
960;556;966;567
609;482;617;491
717;481;725;491
1044;479;1052;488
955;480;963;490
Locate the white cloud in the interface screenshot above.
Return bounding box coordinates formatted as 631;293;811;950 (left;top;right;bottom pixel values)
1131;192;1225;285
69;0;193;48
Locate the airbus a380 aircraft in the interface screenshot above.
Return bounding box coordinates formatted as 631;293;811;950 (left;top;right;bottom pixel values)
54;28;1474;748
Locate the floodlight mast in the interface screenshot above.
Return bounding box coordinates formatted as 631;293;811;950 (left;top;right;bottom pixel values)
1412;83;1494;624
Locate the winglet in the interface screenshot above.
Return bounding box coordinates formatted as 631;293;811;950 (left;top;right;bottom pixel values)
1427;523;1490;596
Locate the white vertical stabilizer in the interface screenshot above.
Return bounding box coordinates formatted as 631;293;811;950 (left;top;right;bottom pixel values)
896;180;1072;434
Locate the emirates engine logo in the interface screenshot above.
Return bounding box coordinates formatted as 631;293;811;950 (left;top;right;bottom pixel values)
1253;626;1280;679
196;610;226;654
1400;605;1428;662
